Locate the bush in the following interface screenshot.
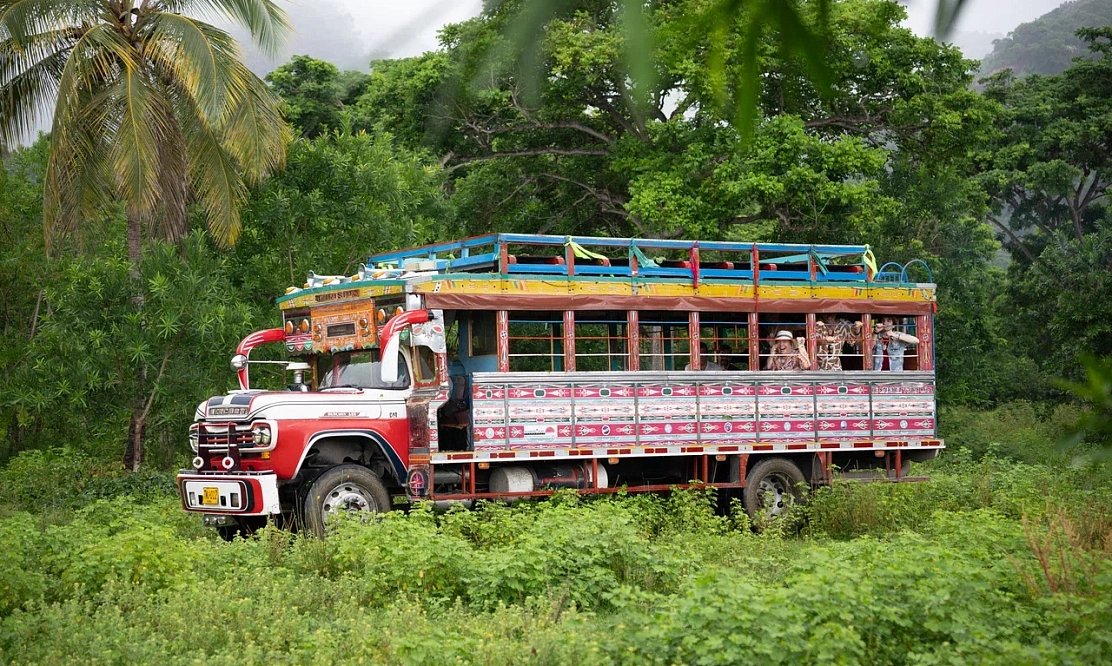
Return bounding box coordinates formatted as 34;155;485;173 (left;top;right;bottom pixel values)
939;402;1086;465
0;512;49;614
0;448;175;515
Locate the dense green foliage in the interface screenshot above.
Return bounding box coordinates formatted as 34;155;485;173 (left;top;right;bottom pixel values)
3;2;1112;662
979;0;1112;78
2;411;1112;664
0;0;1110;467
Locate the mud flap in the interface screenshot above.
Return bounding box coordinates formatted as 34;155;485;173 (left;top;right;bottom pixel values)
406;397;432;500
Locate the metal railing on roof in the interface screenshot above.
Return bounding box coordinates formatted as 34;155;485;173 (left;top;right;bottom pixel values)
364;233;921;286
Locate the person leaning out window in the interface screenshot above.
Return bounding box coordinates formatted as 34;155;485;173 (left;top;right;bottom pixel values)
766;330;810;371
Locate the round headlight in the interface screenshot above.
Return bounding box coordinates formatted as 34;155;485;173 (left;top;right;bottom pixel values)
188;430;199;452
221;456;235;470
230;354;248;371
192;456;204;470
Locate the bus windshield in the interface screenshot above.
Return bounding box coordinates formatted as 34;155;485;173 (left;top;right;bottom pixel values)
316;350;410;390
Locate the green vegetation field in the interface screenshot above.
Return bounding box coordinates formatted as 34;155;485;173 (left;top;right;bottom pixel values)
2;404;1111;665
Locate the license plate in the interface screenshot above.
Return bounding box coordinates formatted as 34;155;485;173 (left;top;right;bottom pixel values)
202;487;219;505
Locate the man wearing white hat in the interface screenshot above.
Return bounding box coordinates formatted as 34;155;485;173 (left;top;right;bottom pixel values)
765;330;810;371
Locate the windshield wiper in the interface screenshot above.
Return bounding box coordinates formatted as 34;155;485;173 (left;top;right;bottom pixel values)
320;384;363;390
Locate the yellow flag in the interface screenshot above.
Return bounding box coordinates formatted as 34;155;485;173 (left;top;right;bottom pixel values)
862;245;878;276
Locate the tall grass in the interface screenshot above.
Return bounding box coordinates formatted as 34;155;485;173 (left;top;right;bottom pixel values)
1;403;1111;664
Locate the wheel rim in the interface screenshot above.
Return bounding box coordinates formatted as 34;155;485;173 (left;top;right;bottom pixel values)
321;482;379;524
757;473;794;517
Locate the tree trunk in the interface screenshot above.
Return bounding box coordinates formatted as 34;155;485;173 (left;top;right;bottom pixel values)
125;410;146;472
123;206;146;472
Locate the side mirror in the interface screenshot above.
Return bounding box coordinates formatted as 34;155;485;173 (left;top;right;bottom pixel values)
230;354;248;371
381;332;403;383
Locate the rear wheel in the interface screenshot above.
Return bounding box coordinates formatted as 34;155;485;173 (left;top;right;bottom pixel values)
303;464;391;537
743;457;806;524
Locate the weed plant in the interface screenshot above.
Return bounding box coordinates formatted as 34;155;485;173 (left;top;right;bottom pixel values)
1;405;1111;664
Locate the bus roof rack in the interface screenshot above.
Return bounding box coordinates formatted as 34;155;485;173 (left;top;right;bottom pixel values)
365;234;899;286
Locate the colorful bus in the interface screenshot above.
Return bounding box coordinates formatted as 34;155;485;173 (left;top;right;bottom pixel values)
177;234;941;535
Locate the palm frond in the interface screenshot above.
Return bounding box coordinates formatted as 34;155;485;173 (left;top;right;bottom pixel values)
0;45;68;147
44;22;136;247
179;93;248;248
44;90;113;252
52;22;135;126
148;89;190;242
103;64;175;216
142;11;250;124
219;67;287;185
0;0;99;47
159;0;290;56
933;0;970;38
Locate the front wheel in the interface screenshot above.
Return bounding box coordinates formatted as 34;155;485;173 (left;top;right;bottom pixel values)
743;457;806;525
302;464;391;537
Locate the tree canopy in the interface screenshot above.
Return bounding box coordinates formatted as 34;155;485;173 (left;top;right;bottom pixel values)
3;0;1112;466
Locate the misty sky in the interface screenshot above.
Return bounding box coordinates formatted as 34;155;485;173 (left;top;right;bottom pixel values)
241;0;1068;75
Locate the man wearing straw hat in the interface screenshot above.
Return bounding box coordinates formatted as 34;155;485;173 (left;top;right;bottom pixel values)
766;330;810;371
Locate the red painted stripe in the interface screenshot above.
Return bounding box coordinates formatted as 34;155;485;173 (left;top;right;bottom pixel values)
853;442;873;448
820;442;841;449
787;444;808;450
683;446;704;453
719;446;739;452
753;444;773;451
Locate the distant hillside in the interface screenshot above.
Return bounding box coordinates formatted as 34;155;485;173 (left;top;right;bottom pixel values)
979;0;1112;77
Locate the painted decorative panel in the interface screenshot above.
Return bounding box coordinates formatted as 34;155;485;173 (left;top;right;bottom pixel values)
814;382;871;441
870;381;935;437
696;382;757;445
571;384;638;447
756;381;816;442
637;381;699;445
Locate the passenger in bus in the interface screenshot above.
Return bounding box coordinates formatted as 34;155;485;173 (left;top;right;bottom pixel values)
766;330;810;371
716;343;743;371
686;343;724;371
816;314;863;371
872;317;920;371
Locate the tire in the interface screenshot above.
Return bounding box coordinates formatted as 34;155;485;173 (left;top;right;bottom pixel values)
303;464;391;537
743;457;806;524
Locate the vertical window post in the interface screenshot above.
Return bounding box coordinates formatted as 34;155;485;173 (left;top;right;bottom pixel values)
496;310;509;372
689;311;700;370
628;310;640;371
748;312;760;371
564;310;576;371
917;314;934;371
861;313;873;371
806;313;818;370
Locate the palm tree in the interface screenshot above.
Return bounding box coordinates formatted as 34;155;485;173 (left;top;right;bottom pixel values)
0;0;292;469
1;0;290;251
